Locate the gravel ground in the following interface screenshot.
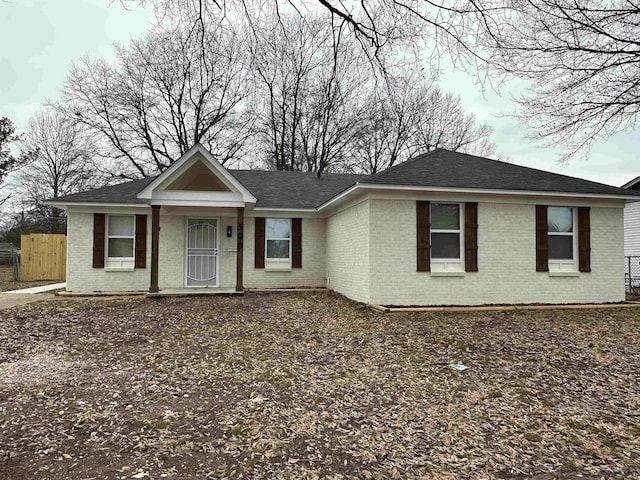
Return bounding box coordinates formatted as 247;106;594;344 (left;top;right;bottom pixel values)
0;291;639;479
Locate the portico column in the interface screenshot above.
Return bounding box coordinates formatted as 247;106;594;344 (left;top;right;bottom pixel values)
236;206;244;292
150;205;160;293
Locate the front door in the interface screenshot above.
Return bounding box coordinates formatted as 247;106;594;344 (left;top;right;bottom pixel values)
186;218;219;287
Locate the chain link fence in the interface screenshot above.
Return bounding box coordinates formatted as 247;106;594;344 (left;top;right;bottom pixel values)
625;256;640;294
0;243;20;280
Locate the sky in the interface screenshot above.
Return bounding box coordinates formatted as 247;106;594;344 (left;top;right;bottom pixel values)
1;0;638;188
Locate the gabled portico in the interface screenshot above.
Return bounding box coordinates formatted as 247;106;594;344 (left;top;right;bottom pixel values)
136;144;257;293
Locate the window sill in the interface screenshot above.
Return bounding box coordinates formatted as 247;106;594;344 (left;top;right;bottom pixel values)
548;271;580;277
104;266;135;272
430;271;465;277
265;264;292;272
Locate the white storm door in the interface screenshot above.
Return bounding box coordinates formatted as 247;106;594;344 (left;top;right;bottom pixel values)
186;218;219;287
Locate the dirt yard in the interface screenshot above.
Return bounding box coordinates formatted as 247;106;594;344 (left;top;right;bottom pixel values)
0;265;60;292
1;292;639;479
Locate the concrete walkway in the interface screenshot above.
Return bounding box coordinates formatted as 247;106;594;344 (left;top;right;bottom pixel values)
0;283;65;311
0;293;56;311
4;283;66;294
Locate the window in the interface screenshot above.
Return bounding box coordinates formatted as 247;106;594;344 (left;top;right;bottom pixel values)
107;215;135;259
548;206;574;261
431;203;462;261
266;218;291;261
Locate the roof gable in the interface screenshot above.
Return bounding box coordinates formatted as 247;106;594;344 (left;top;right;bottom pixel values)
137;144;256;204
164;159;232;192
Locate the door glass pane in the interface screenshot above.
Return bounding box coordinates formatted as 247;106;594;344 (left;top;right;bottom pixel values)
266;218;291;239
267;239;290;259
431;204;460;229
108;238;134;258
431;233;460;259
109;216;134;236
548;207;573;232
549;235;573;260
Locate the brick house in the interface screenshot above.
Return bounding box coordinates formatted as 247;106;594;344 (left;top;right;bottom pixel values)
48;144;640;305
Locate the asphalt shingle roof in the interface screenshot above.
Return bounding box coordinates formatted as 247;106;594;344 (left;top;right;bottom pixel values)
51;149;639;208
230;170;366;208
52;177;155;205
51;171;366;209
363;149;640;197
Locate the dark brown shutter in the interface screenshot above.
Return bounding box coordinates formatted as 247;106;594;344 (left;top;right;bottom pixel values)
92;213;105;268
255;217;265;268
464;202;478;272
135;215;147;269
292;218;302;268
578;207;591;272
535;205;548;272
417;201;430;272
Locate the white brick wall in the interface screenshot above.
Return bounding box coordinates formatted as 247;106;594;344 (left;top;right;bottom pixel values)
66;212;151;292
159;215;238;289
67;211;238;291
157;214;183;289
67;198;625;304
219;216;239;289
243;216;327;288
367;199;625;305
325;200;370;303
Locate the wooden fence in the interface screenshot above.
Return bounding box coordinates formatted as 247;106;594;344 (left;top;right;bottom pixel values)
20;234;67;281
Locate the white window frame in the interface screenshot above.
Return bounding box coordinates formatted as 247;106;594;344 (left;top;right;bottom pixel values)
430;203;464;264
106;215;135;261
548;206;576;264
265;218;292;263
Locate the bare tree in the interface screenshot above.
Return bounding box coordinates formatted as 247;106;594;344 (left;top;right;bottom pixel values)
350;73;496;174
410;88;495;158
18;108;97;232
59;22;251;179
0;117;34;206
249;15;326;171
126;1;640;162
250;14;370;173
349;74;426;174
474;1;640;160
297;24;372;173
127;0;500;68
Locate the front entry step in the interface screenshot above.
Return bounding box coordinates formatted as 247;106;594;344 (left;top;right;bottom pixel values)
146;288;243;298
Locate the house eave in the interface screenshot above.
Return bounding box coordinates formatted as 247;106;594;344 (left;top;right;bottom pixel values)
317;183;635;210
46;201;150;210
253;207;317;212
134;198;247;207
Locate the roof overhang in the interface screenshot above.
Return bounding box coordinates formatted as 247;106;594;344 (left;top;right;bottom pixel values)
317;183;637;210
136;143;257;206
46;202;150;210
